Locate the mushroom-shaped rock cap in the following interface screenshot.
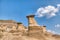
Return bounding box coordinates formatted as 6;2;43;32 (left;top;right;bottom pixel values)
43;26;46;27
17;22;22;25
26;15;35;18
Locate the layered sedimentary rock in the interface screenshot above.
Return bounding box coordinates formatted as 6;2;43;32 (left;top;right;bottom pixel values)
17;22;25;31
0;15;59;40
26;15;60;40
26;15;46;34
0;20;17;32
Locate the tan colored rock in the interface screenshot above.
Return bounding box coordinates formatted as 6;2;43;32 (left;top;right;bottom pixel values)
0;20;17;32
0;15;59;40
17;23;25;31
26;15;46;33
26;15;39;26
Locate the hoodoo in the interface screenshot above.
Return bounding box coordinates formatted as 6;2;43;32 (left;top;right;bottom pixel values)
26;15;39;26
0;15;59;40
26;15;44;34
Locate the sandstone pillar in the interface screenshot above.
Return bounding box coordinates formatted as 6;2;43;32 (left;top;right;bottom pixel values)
26;15;39;26
17;23;25;31
26;15;42;33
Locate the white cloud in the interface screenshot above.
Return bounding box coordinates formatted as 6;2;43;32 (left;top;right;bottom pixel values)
57;4;60;8
35;4;60;18
47;29;60;35
55;24;60;28
47;30;56;34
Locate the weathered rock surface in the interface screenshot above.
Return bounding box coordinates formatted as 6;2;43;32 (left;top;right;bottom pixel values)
0;31;60;40
0;15;60;40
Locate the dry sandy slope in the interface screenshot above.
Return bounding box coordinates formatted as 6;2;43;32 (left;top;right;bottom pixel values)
0;32;60;40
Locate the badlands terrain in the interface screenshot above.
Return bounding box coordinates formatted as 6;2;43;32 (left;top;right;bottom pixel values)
0;15;60;40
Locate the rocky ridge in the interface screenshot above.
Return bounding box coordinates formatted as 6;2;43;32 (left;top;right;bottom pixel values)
0;15;60;40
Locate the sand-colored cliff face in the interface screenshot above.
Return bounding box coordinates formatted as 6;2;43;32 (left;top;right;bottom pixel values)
0;15;60;40
27;15;46;34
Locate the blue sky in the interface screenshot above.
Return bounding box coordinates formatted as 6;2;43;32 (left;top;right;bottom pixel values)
0;0;60;34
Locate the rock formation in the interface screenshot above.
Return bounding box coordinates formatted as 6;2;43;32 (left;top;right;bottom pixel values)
0;15;59;40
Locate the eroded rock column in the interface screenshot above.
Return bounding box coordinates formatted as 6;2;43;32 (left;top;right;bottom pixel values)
26;15;43;33
17;23;25;31
26;15;39;26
